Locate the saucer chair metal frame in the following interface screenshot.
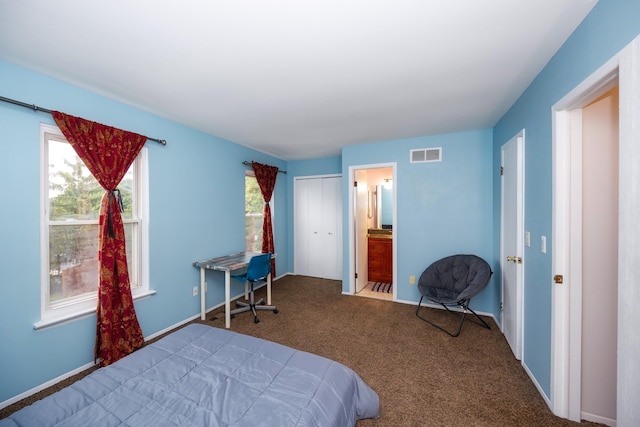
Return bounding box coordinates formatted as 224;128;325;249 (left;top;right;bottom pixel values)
415;254;492;337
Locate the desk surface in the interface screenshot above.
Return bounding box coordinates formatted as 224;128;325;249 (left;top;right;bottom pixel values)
193;251;273;272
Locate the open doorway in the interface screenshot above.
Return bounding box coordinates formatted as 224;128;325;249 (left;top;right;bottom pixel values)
348;163;396;302
553;78;619;427
551;34;640;426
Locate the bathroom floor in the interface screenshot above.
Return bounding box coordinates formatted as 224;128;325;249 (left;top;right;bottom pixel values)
356;281;393;301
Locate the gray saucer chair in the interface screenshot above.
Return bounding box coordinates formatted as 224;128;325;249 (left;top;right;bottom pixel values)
415;254;492;337
230;253;278;323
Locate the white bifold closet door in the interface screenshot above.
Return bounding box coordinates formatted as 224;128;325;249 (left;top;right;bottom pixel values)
294;176;342;280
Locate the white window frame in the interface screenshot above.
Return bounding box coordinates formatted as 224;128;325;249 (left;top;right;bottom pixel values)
245;171;274;253
35;123;151;329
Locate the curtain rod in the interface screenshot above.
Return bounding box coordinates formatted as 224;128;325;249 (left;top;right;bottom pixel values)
242;161;287;174
0;95;167;145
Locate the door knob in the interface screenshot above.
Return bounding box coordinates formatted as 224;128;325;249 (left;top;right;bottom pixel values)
506;256;522;264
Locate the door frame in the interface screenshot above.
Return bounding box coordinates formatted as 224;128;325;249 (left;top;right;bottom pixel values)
347;162;397;298
550;35;640;423
500;129;525;361
293;173;342;278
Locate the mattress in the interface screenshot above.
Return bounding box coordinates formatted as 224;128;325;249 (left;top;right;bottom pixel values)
1;324;379;426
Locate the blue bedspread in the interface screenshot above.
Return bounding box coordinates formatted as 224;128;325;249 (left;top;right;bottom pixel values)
1;324;379;426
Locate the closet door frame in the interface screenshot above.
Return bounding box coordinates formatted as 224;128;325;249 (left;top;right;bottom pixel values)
293;174;342;279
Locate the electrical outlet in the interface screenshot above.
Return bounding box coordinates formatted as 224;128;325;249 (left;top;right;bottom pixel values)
409;275;416;285
193;286;198;297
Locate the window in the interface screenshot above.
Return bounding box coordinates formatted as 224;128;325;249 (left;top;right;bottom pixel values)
38;124;149;327
245;172;267;252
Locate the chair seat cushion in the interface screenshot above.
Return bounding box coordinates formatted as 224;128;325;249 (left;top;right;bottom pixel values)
417;254;491;304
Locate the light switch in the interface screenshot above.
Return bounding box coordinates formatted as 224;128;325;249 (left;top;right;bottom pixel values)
541;236;547;254
525;231;531;247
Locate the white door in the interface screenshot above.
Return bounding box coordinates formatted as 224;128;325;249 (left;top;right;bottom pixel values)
321;176;342;280
294;178;311;276
307;178;324;278
294;175;342;280
355;171;368;292
501;131;524;360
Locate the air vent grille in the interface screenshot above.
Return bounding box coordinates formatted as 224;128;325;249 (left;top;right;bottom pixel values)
410;147;442;163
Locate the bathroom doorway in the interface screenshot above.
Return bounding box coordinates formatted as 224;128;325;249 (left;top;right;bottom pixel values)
348;163;396;301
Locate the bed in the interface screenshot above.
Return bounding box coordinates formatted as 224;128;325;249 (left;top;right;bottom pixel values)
1;324;379;426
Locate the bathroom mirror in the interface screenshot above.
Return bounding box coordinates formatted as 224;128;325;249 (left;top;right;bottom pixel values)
373;183;392;230
381;185;392;229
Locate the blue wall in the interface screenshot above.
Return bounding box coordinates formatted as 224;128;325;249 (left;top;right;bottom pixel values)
341;130;496;313
3;0;639;410
493;0;640;398
0;59;288;403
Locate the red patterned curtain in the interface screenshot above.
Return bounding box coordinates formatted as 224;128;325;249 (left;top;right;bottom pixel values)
53;111;146;366
251;162;279;275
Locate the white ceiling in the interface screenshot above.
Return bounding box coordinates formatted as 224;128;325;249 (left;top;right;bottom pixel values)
0;0;597;160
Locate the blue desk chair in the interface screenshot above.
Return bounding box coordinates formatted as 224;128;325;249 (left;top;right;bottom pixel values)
230;253;278;323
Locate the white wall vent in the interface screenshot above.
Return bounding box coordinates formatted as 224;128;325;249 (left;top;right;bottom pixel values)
410;147;442;163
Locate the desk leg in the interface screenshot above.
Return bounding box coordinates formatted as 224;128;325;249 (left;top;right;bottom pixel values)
200;267;206;321
225;270;231;329
267;272;272;305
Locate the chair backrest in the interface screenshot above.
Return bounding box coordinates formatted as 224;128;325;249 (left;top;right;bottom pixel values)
246;253;272;282
417;254;492;304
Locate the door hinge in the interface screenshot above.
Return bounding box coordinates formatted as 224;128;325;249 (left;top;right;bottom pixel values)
500;166;504;176
500;302;503;311
355;272;358;279
353;180;358;187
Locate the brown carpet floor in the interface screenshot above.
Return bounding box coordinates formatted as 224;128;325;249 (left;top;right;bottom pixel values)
2;275;604;426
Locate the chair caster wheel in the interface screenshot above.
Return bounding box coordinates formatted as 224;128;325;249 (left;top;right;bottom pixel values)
273;309;278;314
254;318;260;323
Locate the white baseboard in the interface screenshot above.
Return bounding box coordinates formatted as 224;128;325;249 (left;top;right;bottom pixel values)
522;360;551;409
0;360;97;410
392;296;500;327
2;273;293;410
0;273;488;411
581;411;616;427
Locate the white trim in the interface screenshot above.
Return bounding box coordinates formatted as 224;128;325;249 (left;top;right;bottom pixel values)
244;171;276;252
523;359;551;409
582;412;617;427
0;360;98;410
552;59;617;423
292;173;342;180
137;147;150;300
617;34;640;427
292;173;342;278
551;34;640;425
33;290;156;330
499;130;525;361
38;124;150;326
5;275;288;410
375;296;497;319
346;163;397;299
